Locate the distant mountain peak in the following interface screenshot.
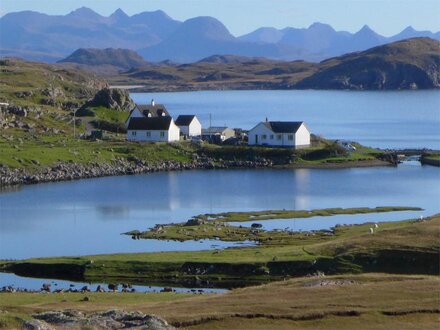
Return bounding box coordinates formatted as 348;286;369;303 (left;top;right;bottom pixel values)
68;6;101;18
309;22;334;30
177;16;234;41
152;9;168;16
403;25;416;32
110;8;129;20
357;24;374;33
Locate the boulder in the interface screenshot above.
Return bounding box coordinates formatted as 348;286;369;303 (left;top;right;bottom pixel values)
85;88;135;112
41;87;64;98
22;319;54;330
185;218;205;226
14;91;33;98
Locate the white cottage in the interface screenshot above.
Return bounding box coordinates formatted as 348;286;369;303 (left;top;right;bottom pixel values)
248;121;310;148
127;116;180;142
175;115;202;137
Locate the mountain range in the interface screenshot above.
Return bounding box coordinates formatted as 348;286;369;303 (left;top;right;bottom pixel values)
1;7;439;63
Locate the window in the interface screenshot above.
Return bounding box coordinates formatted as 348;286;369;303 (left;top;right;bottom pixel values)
262;134;267;140
270;135;274;140
160;131;165;137
146;131;151;137
288;134;294;141
132;131;136;136
277;134;282;140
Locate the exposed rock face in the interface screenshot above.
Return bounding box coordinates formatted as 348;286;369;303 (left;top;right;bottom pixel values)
22;319;53;330
85;88;135;111
28;309;175;329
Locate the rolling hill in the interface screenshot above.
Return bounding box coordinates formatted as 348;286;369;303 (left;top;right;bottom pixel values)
296;37;440;89
105;38;440;91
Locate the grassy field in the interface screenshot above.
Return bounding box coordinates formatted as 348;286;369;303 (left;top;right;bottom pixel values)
0;135;193;169
0;274;439;329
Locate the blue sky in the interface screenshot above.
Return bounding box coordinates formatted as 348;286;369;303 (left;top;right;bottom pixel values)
1;0;439;36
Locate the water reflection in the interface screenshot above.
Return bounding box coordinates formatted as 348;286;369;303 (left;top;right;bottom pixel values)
0;165;439;259
0;273;226;293
292;169;310;210
95;206;130;218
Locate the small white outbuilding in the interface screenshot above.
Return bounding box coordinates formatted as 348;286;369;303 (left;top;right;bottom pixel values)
248;121;310;148
175;115;202;137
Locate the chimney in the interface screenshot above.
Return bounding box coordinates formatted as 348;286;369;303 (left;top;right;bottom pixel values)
151;99;155;106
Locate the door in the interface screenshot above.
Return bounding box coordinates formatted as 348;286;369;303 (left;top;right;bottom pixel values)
255;135;258;144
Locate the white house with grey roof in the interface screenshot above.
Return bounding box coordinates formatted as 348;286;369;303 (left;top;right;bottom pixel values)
125;99;170;129
248;120;310;148
126;116;180;142
175;115;202;137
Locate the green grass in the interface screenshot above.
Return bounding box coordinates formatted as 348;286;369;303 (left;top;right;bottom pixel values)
203;206;421;223
0;135;193;169
88;106;130;123
126;206;422;243
0;132;390;171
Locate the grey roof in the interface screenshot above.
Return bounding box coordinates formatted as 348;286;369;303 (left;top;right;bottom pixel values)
263;121;304;133
136;104;170;117
127;116;172;130
175;115;196;126
202;126;232;134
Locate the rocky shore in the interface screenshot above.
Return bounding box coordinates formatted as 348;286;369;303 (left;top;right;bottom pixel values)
0;158;273;187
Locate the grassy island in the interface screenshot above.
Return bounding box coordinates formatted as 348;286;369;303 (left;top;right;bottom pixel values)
125;206;422;243
1;211;437;289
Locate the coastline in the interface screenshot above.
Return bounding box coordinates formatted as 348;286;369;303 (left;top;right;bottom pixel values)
0;158;393;188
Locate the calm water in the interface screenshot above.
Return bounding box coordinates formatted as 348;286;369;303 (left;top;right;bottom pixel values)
131;90;440;149
0;273;226;293
0;163;439;261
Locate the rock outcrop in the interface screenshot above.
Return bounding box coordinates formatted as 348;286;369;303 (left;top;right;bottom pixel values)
24;309;175;330
84;88;135;111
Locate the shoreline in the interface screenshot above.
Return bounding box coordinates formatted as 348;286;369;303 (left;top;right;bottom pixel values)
0;158;394;188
